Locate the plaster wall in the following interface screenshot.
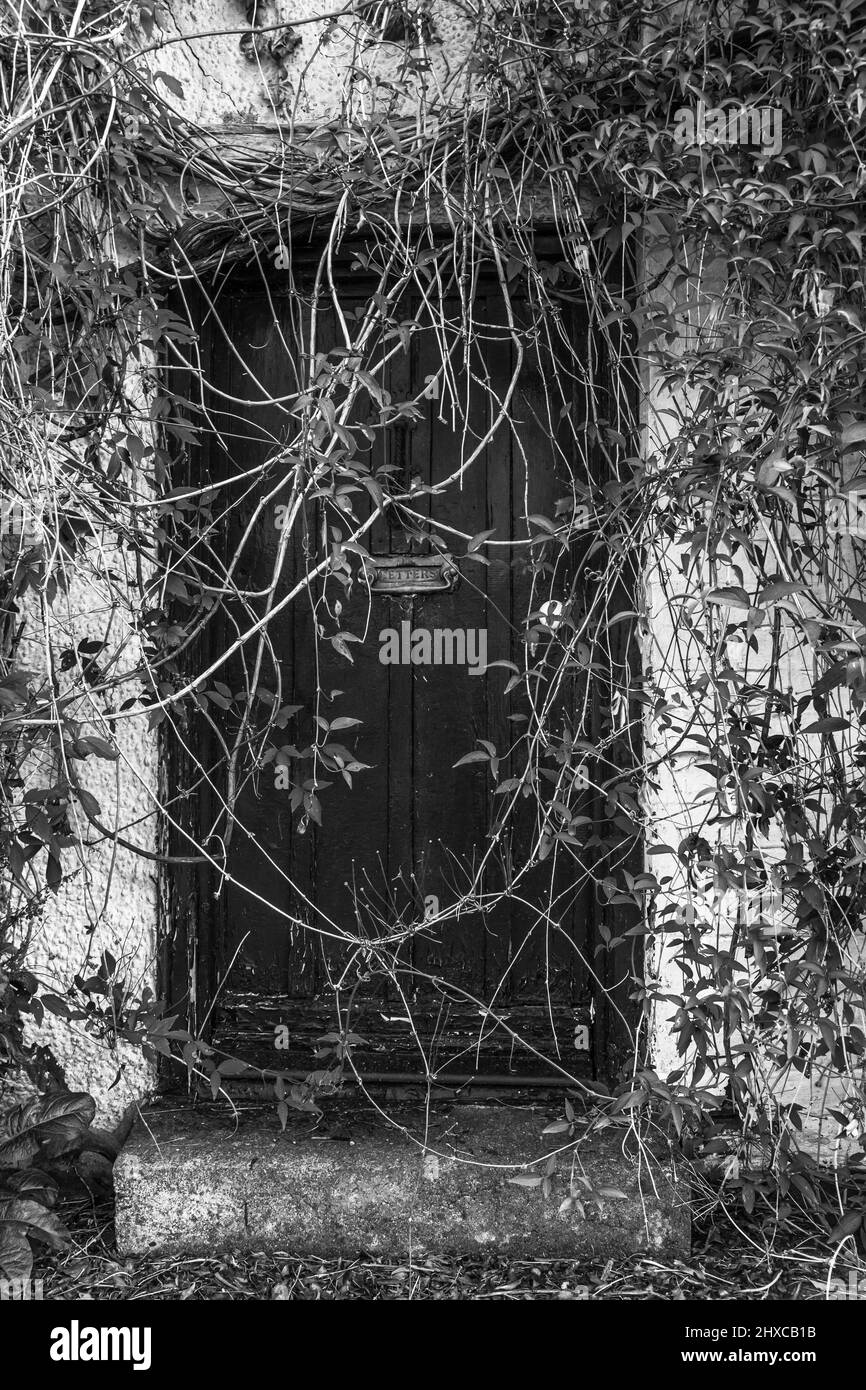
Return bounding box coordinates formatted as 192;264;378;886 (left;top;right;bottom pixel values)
640;244;866;1158
150;0;476;126
14;392;160;1125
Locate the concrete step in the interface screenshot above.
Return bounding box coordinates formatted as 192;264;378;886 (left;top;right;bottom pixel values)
115;1102;689;1258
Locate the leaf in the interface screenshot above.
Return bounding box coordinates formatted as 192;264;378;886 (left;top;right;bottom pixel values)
331;632;362;662
0;1198;68;1248
841;423;866;452
4;1170;58;1202
361;476;385;512
45;854;62;893
40;995;72;1019
757;580;809;605
846;597;866;626
828;1210;863;1242
706;586;751;609
0;1093;96;1167
78;736;119;760
155;70;185;99
215;1057;249;1078
813;664;846;698
75;788;102;819
507;1175;544;1188
801;717;849;734
453;750;490;767
274;703;302;729
614;1089;647;1110
467;529;496;553
0;1224;32;1282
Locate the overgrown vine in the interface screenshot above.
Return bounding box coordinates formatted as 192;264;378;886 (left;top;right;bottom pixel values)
2;0;866;1262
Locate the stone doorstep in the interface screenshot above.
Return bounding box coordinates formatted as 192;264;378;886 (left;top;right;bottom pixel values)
114;1103;690;1259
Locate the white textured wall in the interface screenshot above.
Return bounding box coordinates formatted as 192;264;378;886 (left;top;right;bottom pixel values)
153;0;476;125
21;677;159;1127
640;238;865;1159
640;245;727;1081
17;412;160;1125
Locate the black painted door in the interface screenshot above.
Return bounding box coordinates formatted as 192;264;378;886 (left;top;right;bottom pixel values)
178;272;636;1084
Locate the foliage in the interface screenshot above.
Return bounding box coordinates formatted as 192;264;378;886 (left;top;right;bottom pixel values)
0;1091;99;1281
1;0;866;1249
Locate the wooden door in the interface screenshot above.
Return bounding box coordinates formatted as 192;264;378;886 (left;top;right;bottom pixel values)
165;268;638;1086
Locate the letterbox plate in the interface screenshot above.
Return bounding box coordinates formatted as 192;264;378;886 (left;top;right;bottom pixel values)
368;554;459;594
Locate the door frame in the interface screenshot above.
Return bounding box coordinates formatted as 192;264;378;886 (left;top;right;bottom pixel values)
157;232;644;1088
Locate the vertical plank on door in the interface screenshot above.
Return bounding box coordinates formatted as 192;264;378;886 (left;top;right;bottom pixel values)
411;300;489;1012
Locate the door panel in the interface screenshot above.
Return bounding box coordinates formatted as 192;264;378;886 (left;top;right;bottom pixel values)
176;274;634;1082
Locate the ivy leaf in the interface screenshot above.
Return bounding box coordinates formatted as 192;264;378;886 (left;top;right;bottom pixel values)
155;70;185;99
828;1210;863;1242
45;854;62;893
0;1093;96;1167
361;475;385;512
757;580;809;605
215;1057;250;1078
75;788;102;819
0;1224;33;1282
0;1198;68;1248
331;632;362;662
453;750;490;767
274;704;303;728
467;528;496;553
706;586;751;609
812;664;846;698
527;514;557;534
40;995;73;1019
76;736;119;760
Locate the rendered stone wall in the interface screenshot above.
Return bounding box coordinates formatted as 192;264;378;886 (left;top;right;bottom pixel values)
16;383;160;1126
153;0;476;126
641;242;866;1158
